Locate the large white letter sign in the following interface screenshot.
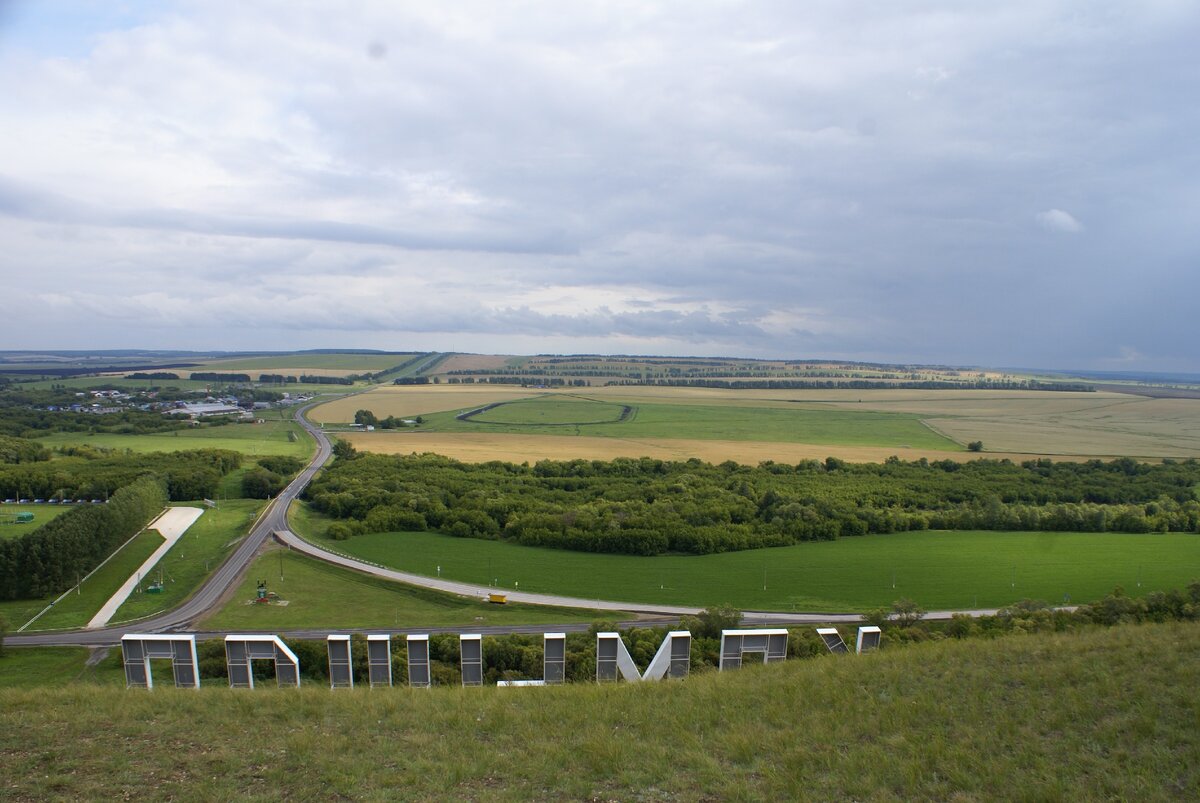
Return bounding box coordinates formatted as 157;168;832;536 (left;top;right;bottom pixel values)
224;634;300;688
497;632;567;687
816;627;849;654
327;635;353;689
719;629;788;671
460;634;483;687
596;631;691;682
367;634;392;687
543;633;566;684
407;634;431;688
121;634;199;689
856;626;882;653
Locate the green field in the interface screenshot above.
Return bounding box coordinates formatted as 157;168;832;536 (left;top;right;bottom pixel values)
202;548;613;630
112;500;264;624
14;529;164;632
0;648;121;690
469;395;630;426
425;397;960;449
1;624;1196;799
305;519;1200;611
35;418;314;458
0;504;69;539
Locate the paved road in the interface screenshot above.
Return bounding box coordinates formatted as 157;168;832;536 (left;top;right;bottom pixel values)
8;401;1008;649
8;401;332;648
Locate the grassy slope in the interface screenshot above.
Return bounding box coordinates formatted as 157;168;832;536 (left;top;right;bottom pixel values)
1;623;1196;799
308;519;1200;611
13;530;164;631
0;504;69;539
426;399;960;449
0;647;120;690
202;548;611;630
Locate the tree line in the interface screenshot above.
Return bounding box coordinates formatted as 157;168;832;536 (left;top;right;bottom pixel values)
306;452;1200;554
0;475;168;599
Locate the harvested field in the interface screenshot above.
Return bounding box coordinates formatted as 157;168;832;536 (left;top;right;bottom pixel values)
186;366;364;378
436;353;518;373
339;431;1071;466
199;354;407;372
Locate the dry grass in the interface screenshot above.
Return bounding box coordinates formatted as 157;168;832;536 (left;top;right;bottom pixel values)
340;430;1077;465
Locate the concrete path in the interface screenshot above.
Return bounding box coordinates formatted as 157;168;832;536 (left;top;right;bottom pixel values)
86;507;204;629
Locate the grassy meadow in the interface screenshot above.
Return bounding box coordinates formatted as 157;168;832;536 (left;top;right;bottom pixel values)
36;418;314;458
0;648;120;690
299;513;1200;611
1;623;1196;799
468;395;630;426
0;504;69;539
202;548;612;631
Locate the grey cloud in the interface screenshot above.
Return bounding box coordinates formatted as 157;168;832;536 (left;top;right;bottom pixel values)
0;2;1197;369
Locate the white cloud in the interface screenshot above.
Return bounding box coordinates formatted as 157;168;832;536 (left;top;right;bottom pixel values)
1035;208;1084;234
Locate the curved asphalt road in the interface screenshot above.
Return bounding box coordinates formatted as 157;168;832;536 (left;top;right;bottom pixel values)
9;401;1005;648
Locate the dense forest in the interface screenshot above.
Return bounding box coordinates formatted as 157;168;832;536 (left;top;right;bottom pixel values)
0;446;242;501
306;452;1200;555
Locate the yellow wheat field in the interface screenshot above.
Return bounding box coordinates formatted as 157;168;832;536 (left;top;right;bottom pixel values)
337;431;1110;465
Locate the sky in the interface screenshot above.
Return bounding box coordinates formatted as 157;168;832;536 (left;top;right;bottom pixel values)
0;1;1197;370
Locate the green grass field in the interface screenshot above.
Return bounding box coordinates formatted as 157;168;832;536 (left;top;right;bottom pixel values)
17;529;164;631
306;518;1200;611
0;648;121;690
111;500;264;625
470;395;630;426
202;548;612;630
36;418;314;458
1;623;1196;799
425;397;960;449
0;504;69;539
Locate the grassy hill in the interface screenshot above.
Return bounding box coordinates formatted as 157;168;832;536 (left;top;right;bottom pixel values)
1;622;1196;799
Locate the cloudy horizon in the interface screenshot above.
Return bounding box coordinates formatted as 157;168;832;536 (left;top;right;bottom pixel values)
1;1;1197;371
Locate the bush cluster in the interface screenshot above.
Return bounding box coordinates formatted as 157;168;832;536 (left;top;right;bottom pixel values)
241;455;305;499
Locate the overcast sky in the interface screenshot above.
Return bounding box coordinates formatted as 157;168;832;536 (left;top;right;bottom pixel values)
1;1;1197;370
